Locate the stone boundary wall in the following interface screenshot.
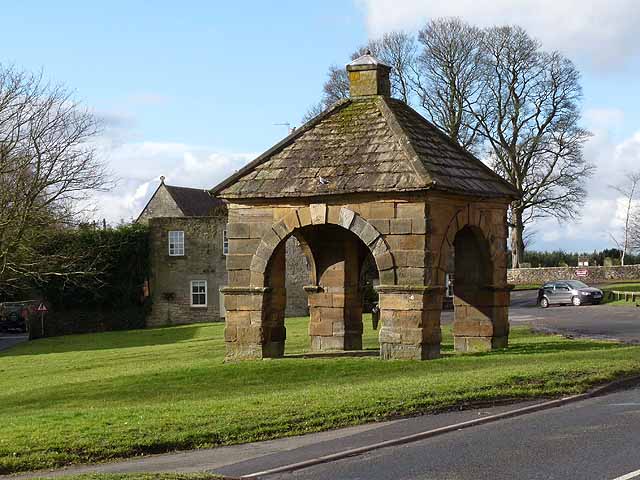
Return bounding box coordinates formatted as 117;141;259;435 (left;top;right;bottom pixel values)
508;265;640;285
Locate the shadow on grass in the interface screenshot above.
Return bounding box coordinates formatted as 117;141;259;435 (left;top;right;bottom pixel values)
480;339;622;357
2;323;217;356
286;350;380;359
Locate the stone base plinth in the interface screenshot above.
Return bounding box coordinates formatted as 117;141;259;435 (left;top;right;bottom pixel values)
310;333;362;352
262;340;285;358
454;335;508;352
224;342;263;361
375;285;444;360
380;342;440;360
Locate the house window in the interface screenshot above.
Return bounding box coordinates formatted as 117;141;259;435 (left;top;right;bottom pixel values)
191;280;207;307
223;229;229;255
168;231;184;256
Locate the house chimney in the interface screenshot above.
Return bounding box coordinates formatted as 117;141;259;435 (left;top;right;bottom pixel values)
346;50;391;97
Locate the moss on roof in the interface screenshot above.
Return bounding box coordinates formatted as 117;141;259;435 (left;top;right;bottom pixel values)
213;96;517;200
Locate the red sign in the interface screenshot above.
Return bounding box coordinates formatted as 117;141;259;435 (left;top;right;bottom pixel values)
576;269;589;277
37;303;48;313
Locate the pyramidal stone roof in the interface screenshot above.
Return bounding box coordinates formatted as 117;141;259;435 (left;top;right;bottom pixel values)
212;58;518;201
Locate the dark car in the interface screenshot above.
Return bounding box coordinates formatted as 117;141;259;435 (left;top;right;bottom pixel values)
538;280;603;308
0;302;30;333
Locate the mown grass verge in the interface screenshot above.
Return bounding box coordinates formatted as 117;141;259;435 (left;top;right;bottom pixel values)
601;282;640;306
31;475;222;480
1;316;639;474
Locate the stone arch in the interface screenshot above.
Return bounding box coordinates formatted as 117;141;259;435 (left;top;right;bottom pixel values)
437;207;500;276
436;206;510;352
249;205;396;288
244;205;397;356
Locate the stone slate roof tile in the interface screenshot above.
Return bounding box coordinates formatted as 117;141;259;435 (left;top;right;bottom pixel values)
212;96;518;200
165;185;225;216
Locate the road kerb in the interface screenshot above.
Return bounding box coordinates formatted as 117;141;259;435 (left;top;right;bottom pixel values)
240;375;640;479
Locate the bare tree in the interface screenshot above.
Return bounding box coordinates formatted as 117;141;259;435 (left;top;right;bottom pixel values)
630;211;640;256
413;18;484;151
609;172;640;265
302;65;349;123
303;32;417;122
311;23;593;268
369;31;417;104
0;65;110;294
471;26;594;268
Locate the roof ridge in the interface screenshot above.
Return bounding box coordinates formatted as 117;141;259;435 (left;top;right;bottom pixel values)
376;96;433;189
210;98;352;196
383;98;519;198
165;184;209;191
134;181;165;223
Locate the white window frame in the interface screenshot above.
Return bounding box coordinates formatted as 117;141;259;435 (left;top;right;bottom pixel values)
190;280;207;307
168;230;185;256
223;229;229;255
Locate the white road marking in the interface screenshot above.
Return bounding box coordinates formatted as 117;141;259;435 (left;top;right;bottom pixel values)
509;315;541;323
611;468;640;480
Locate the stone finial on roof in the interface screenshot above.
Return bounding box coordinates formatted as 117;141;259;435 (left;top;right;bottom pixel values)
160;175;166;184
346;51;391;97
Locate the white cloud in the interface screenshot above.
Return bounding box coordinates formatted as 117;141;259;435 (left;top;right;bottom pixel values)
89;141;255;224
357;0;640;68
530;127;640;251
584;108;625;132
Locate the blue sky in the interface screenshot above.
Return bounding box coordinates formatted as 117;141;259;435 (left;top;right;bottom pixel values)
2;1;639;252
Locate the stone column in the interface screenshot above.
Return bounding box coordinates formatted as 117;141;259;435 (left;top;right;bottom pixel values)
307;229;363;352
452;285;511;352
222;286;270;360
377;286;443;360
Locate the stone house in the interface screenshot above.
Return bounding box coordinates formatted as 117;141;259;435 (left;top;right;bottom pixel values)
137;178;308;327
213;52;518;360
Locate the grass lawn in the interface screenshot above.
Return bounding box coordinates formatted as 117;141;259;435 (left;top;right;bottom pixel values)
601;282;640;306
31;475;222;480
2;317;640;474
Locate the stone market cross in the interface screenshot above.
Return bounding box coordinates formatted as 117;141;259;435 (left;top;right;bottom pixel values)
212;52;519;361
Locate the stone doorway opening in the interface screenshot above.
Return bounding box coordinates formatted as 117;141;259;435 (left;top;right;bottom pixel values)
262;223;381;357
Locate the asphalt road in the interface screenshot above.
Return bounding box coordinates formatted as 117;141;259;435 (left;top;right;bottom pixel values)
0;334;28;352
506;289;640;343
265;386;640;480
438;290;640;343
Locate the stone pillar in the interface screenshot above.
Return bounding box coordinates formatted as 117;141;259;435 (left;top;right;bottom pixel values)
307;230;363;352
376;286;443;360
223;239;288;360
452;285;511;352
222;286;270;360
451;223;512;353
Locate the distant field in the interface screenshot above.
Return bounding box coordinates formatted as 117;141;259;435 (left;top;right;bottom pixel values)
2;317;640;474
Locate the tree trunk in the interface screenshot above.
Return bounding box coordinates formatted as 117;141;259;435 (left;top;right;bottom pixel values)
511;208;526;269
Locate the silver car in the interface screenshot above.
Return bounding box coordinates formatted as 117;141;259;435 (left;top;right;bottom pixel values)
538;280;603;308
